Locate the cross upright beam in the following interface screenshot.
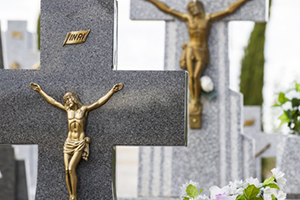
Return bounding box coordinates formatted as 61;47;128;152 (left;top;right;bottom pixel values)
0;0;187;199
0;23;4;69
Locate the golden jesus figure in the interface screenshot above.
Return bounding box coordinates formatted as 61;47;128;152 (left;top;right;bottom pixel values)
144;0;251;128
30;82;123;200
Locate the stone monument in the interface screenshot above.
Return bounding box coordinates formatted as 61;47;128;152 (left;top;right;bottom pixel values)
130;0;267;198
2;21;40;69
0;145;28;200
0;0;187;199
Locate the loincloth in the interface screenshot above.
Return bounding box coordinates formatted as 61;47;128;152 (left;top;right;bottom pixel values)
180;43;209;69
63;137;90;160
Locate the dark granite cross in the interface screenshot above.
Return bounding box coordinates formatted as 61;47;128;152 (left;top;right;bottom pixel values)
0;0;187;199
0;23;4;69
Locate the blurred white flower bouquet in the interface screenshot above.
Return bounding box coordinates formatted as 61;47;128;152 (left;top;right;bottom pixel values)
180;168;287;200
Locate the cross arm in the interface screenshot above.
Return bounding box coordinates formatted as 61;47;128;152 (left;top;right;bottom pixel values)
210;0;250;21
30;82;65;111
86;83;123;111
144;0;188;20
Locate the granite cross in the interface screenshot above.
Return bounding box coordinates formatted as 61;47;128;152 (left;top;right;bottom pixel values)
0;0;187;199
0;23;4;69
130;0;267;198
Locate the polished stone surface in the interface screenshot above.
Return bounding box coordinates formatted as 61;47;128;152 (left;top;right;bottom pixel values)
0;0;187;199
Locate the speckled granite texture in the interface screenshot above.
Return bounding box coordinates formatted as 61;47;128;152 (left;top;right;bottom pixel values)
130;0;267;198
0;145;16;200
0;23;4;69
277;136;300;195
131;0;267;22
0;0;187;199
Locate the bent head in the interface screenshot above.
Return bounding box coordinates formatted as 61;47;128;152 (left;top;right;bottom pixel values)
187;1;205;17
63;92;82;109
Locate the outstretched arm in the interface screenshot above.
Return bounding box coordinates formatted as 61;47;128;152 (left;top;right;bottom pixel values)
87;83;123;111
30;83;65;110
210;0;251;21
144;0;188;20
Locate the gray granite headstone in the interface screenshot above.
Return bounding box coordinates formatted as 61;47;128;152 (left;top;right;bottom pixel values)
2;21;40;69
0;145;29;200
0;23;4;69
243;106;283;181
16;160;29;200
0;145;16;200
0;0;187;199
129;0;267;198
277;136;300;196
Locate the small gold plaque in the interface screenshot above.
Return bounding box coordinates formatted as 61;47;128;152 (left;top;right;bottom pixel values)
11;31;23;39
62;30;90;46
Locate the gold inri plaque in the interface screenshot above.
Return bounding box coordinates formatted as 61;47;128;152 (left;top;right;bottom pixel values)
62;30;91;46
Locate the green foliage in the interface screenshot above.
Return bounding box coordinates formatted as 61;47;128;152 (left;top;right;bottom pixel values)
263;175;275;185
183;184;203;199
274;82;300;135
240;23;266;106
186;184;199;198
271;195;276;200
237;185;262;200
265;183;280;190
240;0;272;106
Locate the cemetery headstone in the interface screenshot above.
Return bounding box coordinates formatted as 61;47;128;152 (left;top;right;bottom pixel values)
277;136;300;197
0;0;187;199
0;145;28;200
130;0;267;197
243;106;282;181
2;21;40;69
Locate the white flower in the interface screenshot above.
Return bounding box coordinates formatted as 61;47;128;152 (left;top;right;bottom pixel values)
263;187;272;200
194;194;210;200
201;76;214;93
209;186;230;200
246;177;263;188
276;191;287;200
180;180;199;199
228;180;247;195
271;168;287;189
263;186;287;200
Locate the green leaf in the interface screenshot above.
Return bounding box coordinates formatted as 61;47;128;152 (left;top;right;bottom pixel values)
263;175;275;185
278;113;291;126
272;103;281;107
296;83;300;92
237;195;245;200
186;184;198;198
244;185;261;200
265;183;280;190
199;188;203;195
271;194;276;200
292;98;300;108
278;92;289;104
183;197;189;200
